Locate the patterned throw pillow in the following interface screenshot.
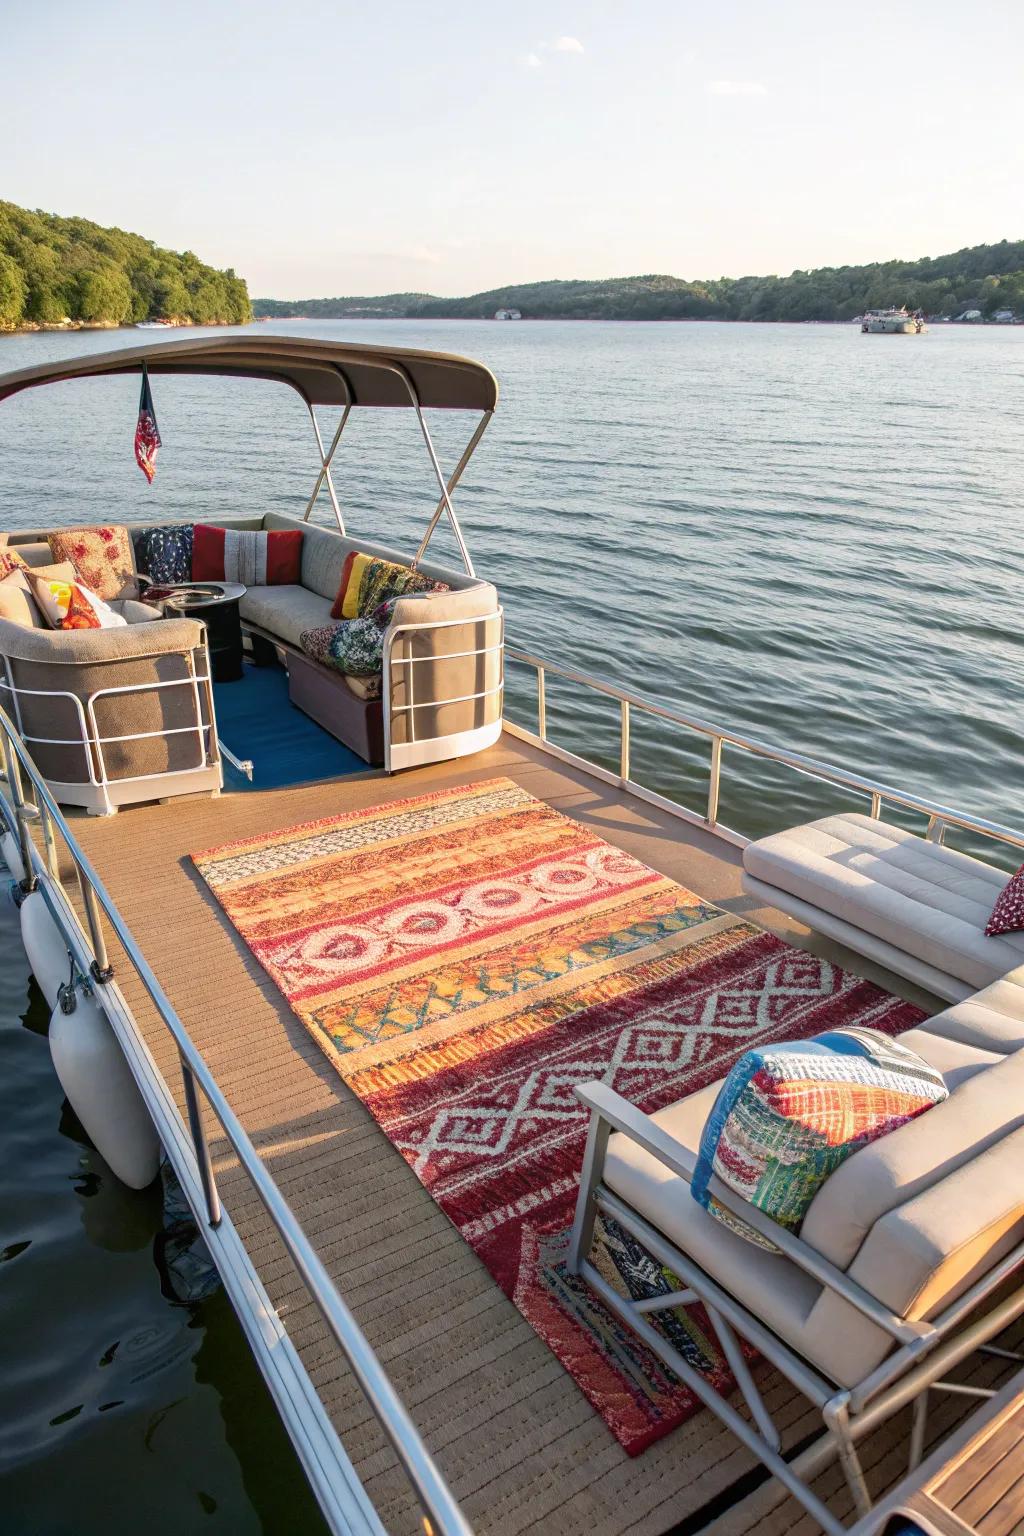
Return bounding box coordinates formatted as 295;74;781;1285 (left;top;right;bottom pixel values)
26;571;127;630
298;624;337;667
300;602;393;679
192;526;302;585
0;546;30;581
134;525;194;585
47;526;138;601
331;551;448;620
692;1027;948;1251
987;866;1024;936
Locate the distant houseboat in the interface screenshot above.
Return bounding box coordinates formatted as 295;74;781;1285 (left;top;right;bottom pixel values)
861;307;926;334
494;308;522;320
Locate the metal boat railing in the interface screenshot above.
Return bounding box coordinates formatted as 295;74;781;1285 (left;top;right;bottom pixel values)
504;647;1024;859
0;703;473;1536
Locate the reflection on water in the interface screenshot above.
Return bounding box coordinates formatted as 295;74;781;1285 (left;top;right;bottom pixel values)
0;889;327;1535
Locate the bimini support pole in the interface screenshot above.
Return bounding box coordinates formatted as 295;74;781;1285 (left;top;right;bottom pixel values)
374;358;479;577
411;403;476;577
414;411;492;570
304;401;350;533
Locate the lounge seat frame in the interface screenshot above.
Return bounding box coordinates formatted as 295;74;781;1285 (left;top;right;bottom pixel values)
568;1080;1024;1536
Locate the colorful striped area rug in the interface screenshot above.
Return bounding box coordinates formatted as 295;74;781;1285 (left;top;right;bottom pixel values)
192;778;924;1454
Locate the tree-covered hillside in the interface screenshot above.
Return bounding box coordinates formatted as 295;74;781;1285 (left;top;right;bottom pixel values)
0;202;251;330
254;240;1024;323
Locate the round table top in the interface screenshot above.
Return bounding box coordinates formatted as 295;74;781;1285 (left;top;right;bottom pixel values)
157;580;246;611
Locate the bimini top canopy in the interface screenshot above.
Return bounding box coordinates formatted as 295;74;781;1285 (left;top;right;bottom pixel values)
0;333;499;412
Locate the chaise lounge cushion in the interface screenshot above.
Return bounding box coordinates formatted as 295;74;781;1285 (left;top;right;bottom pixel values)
603;1081;823;1348
800;1122;1024;1387
917;965;1024;1055
605;1003;1024;1389
743;814;1024;994
800;1036;1024;1270
238;584;334;649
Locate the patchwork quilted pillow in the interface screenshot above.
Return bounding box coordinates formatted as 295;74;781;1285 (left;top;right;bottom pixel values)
692;1027;948;1251
193;526;302;585
331;550;448;620
134;524;194;585
986;866;1024;936
47;525;138;601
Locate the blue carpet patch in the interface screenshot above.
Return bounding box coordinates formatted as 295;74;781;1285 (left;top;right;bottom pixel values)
212;662;365;791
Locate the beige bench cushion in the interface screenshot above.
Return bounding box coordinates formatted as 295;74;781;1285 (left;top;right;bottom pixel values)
921;966;1024;1055
603;1084;822;1353
238;585;334;649
743;814;1024;992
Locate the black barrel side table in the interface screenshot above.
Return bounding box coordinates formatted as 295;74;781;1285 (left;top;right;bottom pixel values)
159;581;247;683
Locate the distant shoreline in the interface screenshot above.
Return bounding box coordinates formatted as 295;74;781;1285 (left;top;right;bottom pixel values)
251;314;1018;327
0;318;242;338
3;315;1020;340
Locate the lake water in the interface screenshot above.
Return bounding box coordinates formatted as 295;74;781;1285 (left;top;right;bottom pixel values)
2;317;1021;846
0;318;1021;1529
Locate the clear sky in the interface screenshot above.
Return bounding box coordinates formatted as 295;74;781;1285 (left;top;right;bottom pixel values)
4;0;1023;298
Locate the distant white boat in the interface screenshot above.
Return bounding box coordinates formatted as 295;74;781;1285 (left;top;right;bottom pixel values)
494;308;522;321
135;320;179;329
861;307;926;334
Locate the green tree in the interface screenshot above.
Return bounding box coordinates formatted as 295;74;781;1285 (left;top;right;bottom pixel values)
0;252;25;327
76;264;134;322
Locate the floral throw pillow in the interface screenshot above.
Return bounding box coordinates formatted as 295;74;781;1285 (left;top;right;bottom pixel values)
300;611;388;678
134;525;194;585
48;526;138;601
0;546;30;581
986;866;1024;936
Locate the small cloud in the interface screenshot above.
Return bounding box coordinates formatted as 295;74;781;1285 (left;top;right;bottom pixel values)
525;51;542;68
706;79;767;96
550;35;584;52
408;244;443;265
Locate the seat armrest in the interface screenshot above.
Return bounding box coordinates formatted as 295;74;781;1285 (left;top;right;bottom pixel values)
575;1081;697;1181
0;615;206;665
577;1080;929;1346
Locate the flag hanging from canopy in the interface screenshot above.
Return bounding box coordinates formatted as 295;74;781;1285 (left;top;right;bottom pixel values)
134;362;162;483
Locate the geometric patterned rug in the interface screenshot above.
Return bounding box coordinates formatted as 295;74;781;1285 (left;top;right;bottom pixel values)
192;777;924;1454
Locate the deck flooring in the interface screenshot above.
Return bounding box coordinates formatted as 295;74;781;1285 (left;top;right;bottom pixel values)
58;730;981;1536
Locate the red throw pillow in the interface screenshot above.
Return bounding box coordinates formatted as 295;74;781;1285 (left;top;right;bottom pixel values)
192;526;303;585
986;865;1024;936
330;551;359;619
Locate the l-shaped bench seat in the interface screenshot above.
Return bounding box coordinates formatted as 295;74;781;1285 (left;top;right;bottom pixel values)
3;512;504;781
239;513;503;771
742;812;1024;1002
